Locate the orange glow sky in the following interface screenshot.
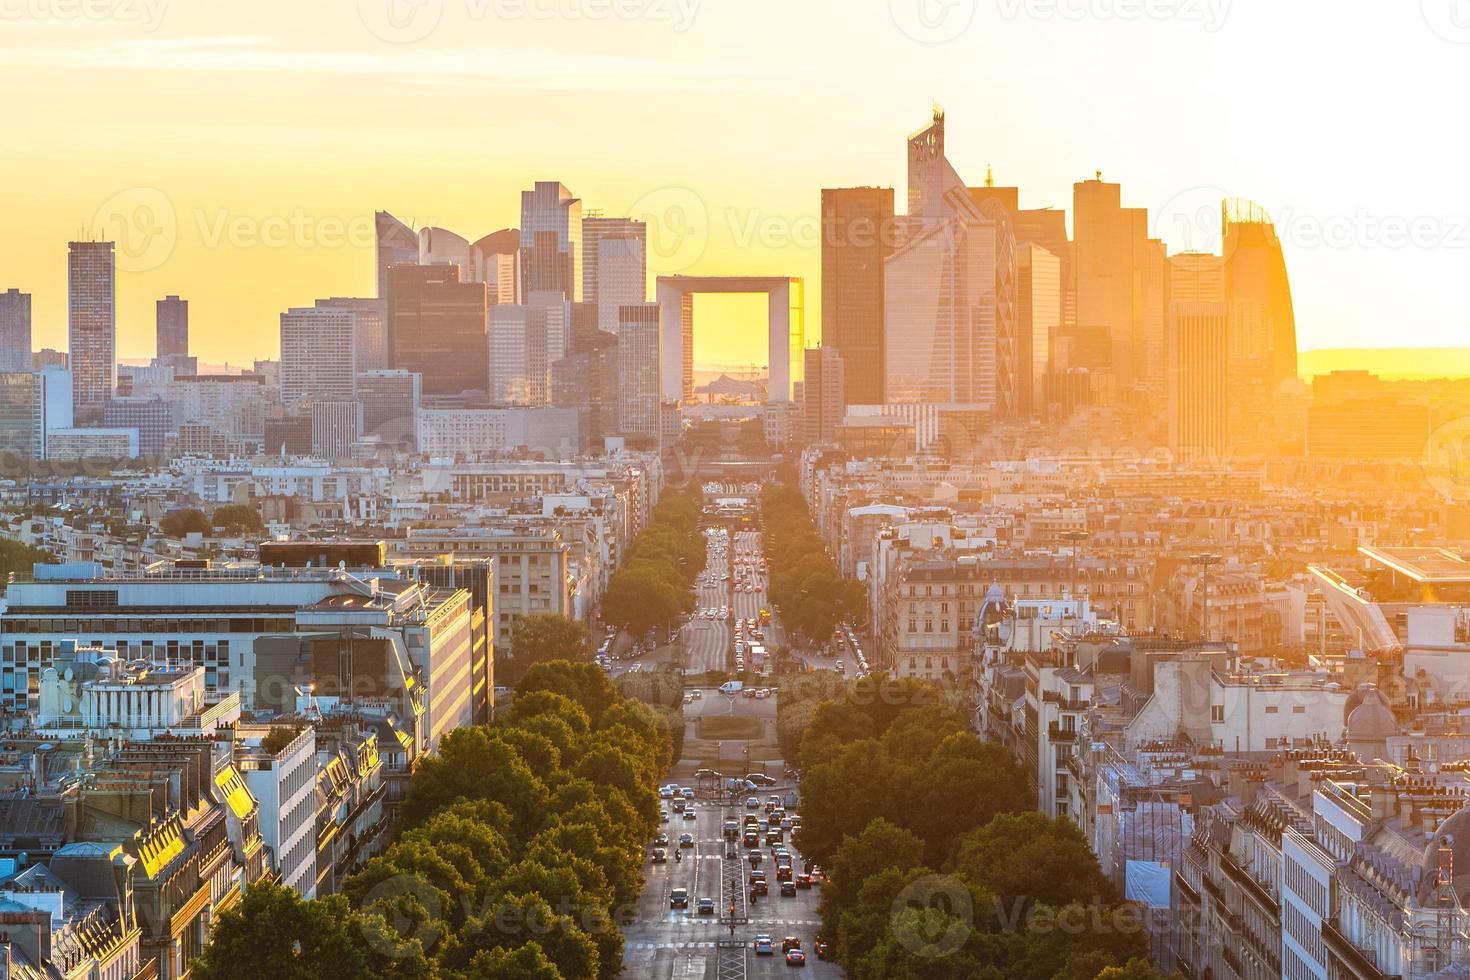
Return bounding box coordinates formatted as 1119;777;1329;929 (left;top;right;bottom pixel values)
4;1;1468;369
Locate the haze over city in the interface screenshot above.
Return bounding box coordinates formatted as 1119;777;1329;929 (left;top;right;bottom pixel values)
3;5;1470;980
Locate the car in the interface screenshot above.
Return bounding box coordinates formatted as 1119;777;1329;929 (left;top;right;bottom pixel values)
681;788;695;799
795;874;813;889
697;898;715;915
651;848;667;863
751;877;768;895
750;869;767;884
747;772;777;787
748;850;763;866
679;834;694;848
654;833;669;846
780;880;797;896
745;796;759;809
782;937;802;953
671;799;685;813
754;935;775;956
659;809;669;822
691;690;702;699
683;809;697;822
723;820;739;840
670;887;688;909
659;786;675;799
777;866;793;882
780;818;793;831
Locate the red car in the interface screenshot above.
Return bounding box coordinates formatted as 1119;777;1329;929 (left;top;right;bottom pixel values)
785;948;806;966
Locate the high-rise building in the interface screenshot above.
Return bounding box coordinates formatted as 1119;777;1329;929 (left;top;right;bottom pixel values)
419;226;485;282
0;289;32;373
387;264;490;399
1012;208;1074;329
885;112;1016;415
1169;302;1229;459
801;346;845;445
0;368;72;460
582;215;647;334
358;369;421;450
524;291;571;408
617;303;661;439
263;414;313;456
821;187;894;405
1224;200;1297;388
375;211;419;299
551;327;619;449
475;229;520;306
520;182;581;301
311;400;362;461
488;305;529;405
1017;244;1060;418
279;307;357;405
67;240;116;411
316;297;389;371
156;295;189;360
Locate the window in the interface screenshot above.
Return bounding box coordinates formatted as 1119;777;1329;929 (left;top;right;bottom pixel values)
1211;704;1224;723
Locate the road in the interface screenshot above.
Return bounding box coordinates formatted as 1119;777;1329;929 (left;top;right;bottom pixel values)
685;527;733;675
623;764;841;979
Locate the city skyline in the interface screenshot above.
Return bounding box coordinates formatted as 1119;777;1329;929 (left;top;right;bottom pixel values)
6;3;1469;367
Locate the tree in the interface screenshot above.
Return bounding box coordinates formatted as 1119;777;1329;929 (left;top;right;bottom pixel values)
191;879;434;980
0;539;53;580
515;661;617;728
507;616;589;681
460;943;565;980
948;812;1119;917
213;503;265;533
161;507;210;537
398;726;549;836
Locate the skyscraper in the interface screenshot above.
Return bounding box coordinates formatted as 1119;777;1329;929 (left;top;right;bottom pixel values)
524;291;571;408
801;346;845;445
311;400;361;461
419;226;485;282
821;187;894;405
156;295;189;360
316;297;389;371
617;303;661;439
357;369;421;450
387;264;490;399
488;305;529;405
1169;302;1229;459
884;113;1017;415
475;229;521;306
520;182;581;301
582;216;647;336
1223;200;1298;456
1072;177;1153;389
0;289;31;373
67;240;116;411
1017;243;1060;418
279;307;357;405
375;211;419;299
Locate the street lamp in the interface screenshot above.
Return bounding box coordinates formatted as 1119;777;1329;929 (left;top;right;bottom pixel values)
1189;553;1223;642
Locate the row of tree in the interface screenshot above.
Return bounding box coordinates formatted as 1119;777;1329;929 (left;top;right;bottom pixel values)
599;485;706;639
160;504;266;538
195;660;676;980
761;479;865;645
790;677;1166;980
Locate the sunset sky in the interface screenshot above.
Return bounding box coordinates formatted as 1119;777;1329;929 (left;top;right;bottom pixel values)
5;0;1468;369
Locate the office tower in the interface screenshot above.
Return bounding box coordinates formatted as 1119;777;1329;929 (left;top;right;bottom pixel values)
376;211;419;299
520;182;581;301
821;187;895;405
316;297;389;371
358;369;421;450
280;307;357;405
104;396;170;456
885;112;1017;414
551;328;619;448
1224;200;1297;387
488;305;529;405
1012;208;1074;329
419;226;485;282
582;215;647;334
801;346;845;445
311;400;361;461
0;368;71;460
1169;252;1226;304
1017;244;1060;418
1072;176;1165;392
156;294;189;360
475;229;521;305
618;303;661;439
0;289;32;372
32;349;67;371
67;240;116;411
1169;302;1229;459
524;291;571;407
387;264;490;399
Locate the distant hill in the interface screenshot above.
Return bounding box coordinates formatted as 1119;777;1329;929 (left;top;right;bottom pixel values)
1300;348;1470;380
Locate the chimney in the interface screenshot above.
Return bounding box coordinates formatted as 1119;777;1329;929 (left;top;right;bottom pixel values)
1371;786;1397;823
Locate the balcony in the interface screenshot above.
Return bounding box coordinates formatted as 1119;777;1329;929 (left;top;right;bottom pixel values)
1321;917;1389;980
1047;722;1078;742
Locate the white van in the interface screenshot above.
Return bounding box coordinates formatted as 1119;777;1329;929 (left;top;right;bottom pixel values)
719;680;744;695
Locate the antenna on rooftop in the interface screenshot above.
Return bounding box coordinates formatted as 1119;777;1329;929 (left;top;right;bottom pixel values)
985;165;995;188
